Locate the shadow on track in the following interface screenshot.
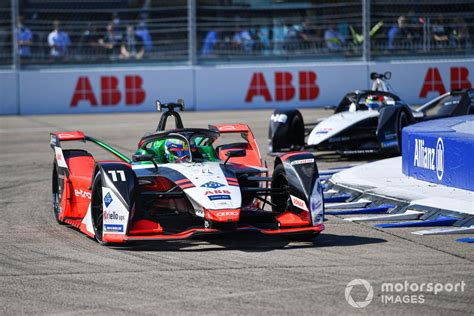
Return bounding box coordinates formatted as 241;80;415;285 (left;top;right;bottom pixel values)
115;232;386;253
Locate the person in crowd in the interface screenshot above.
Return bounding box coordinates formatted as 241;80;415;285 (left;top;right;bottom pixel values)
120;24;145;60
272;19;287;55
257;23;271;56
201;29;219;56
324;22;345;51
79;23;100;58
98;23;123;60
387;16;413;50
431;14;449;47
232;26;254;53
17;15;33;58
450;17;471;49
47;20;70;58
299;17;317;50
135;20;152;53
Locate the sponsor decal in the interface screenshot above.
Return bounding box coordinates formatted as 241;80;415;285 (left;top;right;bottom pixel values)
419;67;471;98
290;158;315;165
195;209;205;217
315;127;333;134
104;224;124;232
208;195;231;201
70;75;145;107
245;71;319;102
74;189;91;199
205;189;231;195
201;181;225;189
216;211;239;217
270;113;288;124
103;192;113;208
103;210;125;221
50;134;57;146
218;125;237;130
413;137;444;180
290;195;309;212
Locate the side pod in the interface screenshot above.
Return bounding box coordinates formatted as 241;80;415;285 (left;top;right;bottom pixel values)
268;109;305;153
274;152;324;226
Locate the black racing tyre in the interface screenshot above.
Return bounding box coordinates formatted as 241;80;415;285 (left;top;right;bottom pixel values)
91;171;108;245
271;164;290;214
289;114;305;151
397;111;409;154
52;164;66;225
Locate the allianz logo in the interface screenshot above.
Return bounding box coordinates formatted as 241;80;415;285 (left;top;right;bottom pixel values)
413;138;444;180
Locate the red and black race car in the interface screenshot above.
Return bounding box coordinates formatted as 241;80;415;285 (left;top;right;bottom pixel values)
50;101;324;245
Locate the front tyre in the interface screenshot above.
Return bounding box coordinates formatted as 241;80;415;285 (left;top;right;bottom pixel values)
91;171;108;245
52;164;66;225
397;111;409;154
271;164;290;214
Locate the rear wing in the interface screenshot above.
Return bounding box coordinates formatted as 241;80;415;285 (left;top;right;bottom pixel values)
209;124;263;167
50;131;130;163
50;131;86;148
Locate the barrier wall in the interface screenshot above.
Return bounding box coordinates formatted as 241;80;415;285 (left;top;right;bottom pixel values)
1;59;473;114
0;71;19;115
19;67;194;114
402;115;474;192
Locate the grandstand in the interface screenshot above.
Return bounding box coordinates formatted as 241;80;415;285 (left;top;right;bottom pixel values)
1;0;473;67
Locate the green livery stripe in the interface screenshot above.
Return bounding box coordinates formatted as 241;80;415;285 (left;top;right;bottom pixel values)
86;136;131;163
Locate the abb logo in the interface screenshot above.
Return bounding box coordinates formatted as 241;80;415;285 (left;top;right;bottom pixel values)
205;189;231;195
245;71;319;102
420;67;471;98
71;75;146;107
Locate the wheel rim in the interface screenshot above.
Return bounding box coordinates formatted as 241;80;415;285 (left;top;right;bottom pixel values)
92;182;104;242
52;193;60;220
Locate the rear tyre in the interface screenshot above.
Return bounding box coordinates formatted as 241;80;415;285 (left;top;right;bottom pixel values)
271;164;290;214
397;111;409;154
91;171;107;245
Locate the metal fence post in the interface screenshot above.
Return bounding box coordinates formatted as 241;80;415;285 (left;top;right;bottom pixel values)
362;0;371;62
11;0;19;70
188;0;197;65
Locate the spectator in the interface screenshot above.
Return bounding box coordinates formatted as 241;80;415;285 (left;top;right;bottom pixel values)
17;15;33;58
98;23;123;60
201;29;219;56
272;19;287;55
47;20;70;58
257;24;271;56
120;25;144;60
450;17;471;49
387;16;413;50
79;23;100;58
232;27;254;53
431;15;449;47
135;21;152;53
299;17;317;49
324;23;345;51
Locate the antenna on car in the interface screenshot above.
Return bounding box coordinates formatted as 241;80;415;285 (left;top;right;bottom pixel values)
156;99;185;131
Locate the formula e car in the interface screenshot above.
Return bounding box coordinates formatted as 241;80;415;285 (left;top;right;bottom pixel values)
269;72;474;156
50;101;324;245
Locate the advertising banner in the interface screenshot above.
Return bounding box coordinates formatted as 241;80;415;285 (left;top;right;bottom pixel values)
19;66;194;114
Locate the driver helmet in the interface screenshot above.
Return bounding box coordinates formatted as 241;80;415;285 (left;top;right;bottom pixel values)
164;139;190;163
365;95;384;110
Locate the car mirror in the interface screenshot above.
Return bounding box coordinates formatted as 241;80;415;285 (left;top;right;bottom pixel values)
156;100;162;112
133;153;158;169
224;149;246;165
